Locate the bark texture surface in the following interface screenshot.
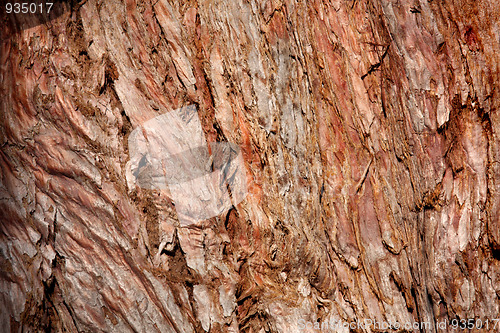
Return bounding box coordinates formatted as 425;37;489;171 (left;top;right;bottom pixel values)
1;0;500;332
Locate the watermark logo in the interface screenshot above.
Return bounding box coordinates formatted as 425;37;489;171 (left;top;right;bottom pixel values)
298;318;433;331
126;105;248;226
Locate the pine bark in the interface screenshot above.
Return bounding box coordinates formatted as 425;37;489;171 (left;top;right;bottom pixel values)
1;0;500;332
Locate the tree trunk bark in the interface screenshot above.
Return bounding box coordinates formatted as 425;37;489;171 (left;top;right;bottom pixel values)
1;0;500;332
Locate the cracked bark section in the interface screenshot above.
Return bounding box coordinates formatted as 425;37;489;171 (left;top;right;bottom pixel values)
1;0;499;332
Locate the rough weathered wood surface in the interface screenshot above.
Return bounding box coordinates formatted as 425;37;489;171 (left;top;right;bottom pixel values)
1;0;500;332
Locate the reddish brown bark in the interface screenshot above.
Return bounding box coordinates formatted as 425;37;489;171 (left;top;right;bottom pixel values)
1;0;500;332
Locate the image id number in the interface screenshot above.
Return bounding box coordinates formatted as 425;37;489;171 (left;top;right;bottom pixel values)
450;318;500;330
5;2;53;14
